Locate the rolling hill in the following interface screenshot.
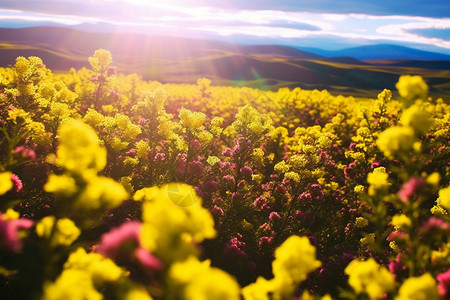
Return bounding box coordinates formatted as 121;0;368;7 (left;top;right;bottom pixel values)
0;26;449;97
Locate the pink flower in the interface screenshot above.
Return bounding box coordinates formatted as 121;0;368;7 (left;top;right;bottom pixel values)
259;236;273;246
0;213;33;252
253;196;268;211
97;221;162;271
269;212;281;221
97;222;141;259
221;147;234;157
191;139;201;151
398;177;425;202
12;145;36;161
134;247;163;271
106;66;117;77
10;173;22;193
211;205;224;217
240;166;253;178
154;153;165;161
388;253;407;279
437;269;450;299
187;161;204;177
420;217;450;234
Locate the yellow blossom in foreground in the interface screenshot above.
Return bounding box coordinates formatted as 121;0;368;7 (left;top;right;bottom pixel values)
396;75;428;102
170;256;240;300
438;186;450;210
42;269;102;300
44;174;78;198
56;119;107;173
0;171;13;195
242;276;273;300
367;169;390;196
391;214;412;231
377;126;415;159
36;216;81;247
345;258;396;299
63;248;125;284
395;273;438;300
136;183;216;263
400;104;432;133
75;176;128;211
272;236;321;288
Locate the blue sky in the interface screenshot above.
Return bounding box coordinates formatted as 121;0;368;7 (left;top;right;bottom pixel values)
0;0;449;53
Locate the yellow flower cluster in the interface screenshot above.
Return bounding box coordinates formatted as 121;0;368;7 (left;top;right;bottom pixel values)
345;258;396;299
438;186;450;210
395;75;428;103
45;120;128;212
134;183;216;263
0;171;13;195
367;167;390;196
243;236;322;300
395;273;438;300
42;248;133;300
169;257;240;300
36;216;81;247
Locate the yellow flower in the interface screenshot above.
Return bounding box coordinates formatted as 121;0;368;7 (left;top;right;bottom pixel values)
272;236;321;287
135;140;149;159
207;156;220;166
274;161;290;174
138;183;216;263
438;186;450;210
42;269;102;300
64;248;124;284
354;185;365;193
391;214;412;231
396;75;428;102
345;258;396;299
123;285;153;300
184;267;240;300
75;176;128;211
44;174;78;198
367;169;390;196
377;126;415;159
179;108;206;130
242;276;273;300
169;256;240;300
395;273;438;300
36;216;81;247
355;217;369;228
0;171;13;195
56;119;107;173
88;49;112;72
2;208;19;220
400;104;432;133
284;171;300;183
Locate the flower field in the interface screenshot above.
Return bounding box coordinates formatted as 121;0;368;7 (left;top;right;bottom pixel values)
0;49;449;299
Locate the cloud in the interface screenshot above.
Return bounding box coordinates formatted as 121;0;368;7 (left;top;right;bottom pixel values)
0;0;449;53
197;0;450;19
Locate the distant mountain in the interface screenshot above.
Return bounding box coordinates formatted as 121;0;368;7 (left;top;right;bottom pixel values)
240;45;323;59
299;44;450;61
1;26;450;97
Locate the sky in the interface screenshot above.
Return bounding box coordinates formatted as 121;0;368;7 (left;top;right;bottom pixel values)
0;0;450;53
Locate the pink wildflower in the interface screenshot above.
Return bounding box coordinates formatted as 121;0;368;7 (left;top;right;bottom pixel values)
10;174;23;193
269;212;281;221
0;213;33;252
437;269;450;299
398;177;425;202
97;221;162;271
